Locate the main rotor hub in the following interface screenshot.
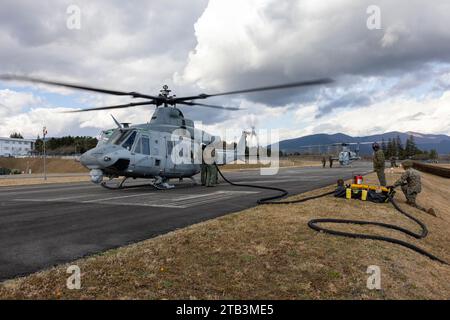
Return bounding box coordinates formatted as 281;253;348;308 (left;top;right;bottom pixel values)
160;85;172;98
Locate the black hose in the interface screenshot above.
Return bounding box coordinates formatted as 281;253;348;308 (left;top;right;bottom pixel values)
215;163;448;265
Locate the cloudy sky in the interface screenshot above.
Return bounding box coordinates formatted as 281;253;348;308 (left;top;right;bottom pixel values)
0;0;449;141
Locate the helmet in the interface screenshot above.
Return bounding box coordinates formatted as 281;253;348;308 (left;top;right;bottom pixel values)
372;142;380;151
402;160;413;169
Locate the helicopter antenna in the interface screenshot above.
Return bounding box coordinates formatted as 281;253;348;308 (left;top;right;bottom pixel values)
110;114;122;129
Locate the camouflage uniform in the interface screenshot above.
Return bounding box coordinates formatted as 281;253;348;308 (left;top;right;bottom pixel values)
204;147;217;187
201;145;207;186
200;163;207;186
373;149;386;186
393;162;424;209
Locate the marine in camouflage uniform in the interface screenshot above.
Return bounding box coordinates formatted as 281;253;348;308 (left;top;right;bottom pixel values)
204;147;217;187
201;145;207;186
392;160;426;210
372;143;386;186
390;156;397;168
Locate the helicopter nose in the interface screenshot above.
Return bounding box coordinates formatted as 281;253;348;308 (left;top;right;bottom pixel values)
80;149;100;169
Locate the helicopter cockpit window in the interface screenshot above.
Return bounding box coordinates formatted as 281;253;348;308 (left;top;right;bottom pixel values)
110;130;131;145
134;136;150;155
134;137;142;154
121;131;137;151
141;136;150;155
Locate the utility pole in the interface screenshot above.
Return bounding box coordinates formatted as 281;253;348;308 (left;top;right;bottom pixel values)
43;126;47;181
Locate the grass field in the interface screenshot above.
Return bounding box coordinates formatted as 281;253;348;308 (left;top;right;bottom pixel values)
0;157;87;174
1;167;449;299
0;175;90;186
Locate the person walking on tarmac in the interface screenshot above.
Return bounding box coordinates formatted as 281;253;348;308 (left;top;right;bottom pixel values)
390;156;397;168
321;156;326;168
389;160;436;216
329;155;334;168
372;142;386;186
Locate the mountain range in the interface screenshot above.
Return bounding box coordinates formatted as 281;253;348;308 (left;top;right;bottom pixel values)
277;131;450;155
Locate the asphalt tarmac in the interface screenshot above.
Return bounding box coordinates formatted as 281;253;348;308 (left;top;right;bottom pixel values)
0;162;372;280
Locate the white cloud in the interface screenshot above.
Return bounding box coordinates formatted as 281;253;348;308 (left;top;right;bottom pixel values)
1;0;450;141
0;89;42;120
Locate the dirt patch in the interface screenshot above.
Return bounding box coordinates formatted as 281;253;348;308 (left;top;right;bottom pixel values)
1;169;449;299
0;157;87;174
0;176;90;186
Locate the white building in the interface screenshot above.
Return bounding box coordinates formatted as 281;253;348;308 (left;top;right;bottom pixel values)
0;137;35;157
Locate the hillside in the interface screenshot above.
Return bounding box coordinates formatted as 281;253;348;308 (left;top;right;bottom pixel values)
278;131;450;155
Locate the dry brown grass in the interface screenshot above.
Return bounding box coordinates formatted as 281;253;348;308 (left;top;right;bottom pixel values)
1;169;449;300
0;157;87;174
0;175;90;187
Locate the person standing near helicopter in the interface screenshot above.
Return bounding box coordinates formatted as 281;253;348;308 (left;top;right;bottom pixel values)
372;142;386;186
203;144;217;187
201;144;207;186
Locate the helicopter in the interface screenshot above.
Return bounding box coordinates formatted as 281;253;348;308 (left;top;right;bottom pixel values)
332;142;382;166
288;141;379;166
334;143;361;166
0;74;332;189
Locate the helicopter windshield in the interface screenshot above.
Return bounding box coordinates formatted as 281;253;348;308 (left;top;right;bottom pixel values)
108;130;137;150
122;131;137;151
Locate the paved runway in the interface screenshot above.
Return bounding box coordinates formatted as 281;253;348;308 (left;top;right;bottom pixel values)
0;162;372;280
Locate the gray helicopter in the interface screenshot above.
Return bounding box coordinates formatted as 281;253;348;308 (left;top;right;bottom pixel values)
292;141;380;166
0;75;332;189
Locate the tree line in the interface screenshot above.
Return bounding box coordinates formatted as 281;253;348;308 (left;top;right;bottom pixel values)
34;136;98;155
381;134;438;160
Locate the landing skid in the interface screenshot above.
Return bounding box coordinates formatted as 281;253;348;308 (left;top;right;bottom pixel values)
100;176;179;190
100;177;150;190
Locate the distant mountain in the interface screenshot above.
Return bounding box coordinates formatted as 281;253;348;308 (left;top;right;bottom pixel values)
277;131;450;155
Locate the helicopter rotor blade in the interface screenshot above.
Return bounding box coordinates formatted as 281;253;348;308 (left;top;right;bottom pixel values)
62;100;157;113
177;101;240;111
0;74;162;101
174;78;334;102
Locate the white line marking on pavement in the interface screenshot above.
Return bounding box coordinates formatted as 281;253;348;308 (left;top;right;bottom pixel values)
11;190;259;208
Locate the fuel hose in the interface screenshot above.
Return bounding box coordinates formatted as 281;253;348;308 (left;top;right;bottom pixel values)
215;163;448;265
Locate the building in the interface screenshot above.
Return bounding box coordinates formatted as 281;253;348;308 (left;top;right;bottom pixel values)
0;137;35;157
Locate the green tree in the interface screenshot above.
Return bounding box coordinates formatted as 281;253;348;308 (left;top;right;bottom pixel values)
395;135;404;159
381;138;387;154
10;132;23;139
404;135;422;158
429;149;438;160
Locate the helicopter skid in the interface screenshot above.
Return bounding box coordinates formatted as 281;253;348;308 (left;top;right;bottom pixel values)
99;176;176;190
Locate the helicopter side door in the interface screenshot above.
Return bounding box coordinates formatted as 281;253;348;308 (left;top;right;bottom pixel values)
130;131;165;177
131;133;151;176
163;133;197;178
150;132;165;176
